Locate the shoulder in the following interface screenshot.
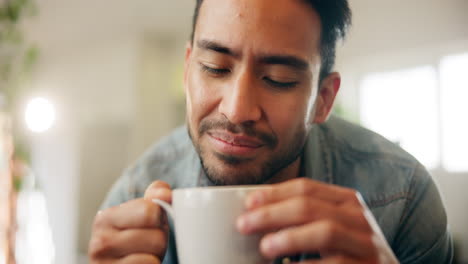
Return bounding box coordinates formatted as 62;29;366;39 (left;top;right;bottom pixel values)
320;116;412;160
319;116;424;191
319;116;423;181
317;117;438;241
131;126;195;177
317;117;452;262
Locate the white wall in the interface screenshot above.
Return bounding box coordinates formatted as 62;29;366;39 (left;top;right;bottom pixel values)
26;34;190;264
75;34;188;258
129;35;186;161
24;36;142;264
28;117;79;264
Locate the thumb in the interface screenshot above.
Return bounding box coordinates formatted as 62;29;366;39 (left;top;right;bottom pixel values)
144;180;172;204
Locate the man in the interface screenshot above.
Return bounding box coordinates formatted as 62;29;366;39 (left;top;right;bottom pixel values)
88;0;453;263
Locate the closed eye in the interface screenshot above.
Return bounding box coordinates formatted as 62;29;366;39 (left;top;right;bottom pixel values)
263;77;298;89
200;63;230;76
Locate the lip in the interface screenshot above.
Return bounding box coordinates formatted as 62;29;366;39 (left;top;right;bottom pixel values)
207;131;264;156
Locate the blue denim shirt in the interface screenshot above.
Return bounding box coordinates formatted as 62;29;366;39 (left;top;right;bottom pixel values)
101;116;453;263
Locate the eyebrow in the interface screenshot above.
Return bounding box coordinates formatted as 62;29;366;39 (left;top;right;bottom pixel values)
259;55;309;71
196;39;309;71
197;39;239;57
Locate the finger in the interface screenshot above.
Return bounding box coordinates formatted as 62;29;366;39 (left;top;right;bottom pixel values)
117;254;161;264
89;228;167;259
292;255;363;264
259;220;376;260
237;196;370;234
144;181;172;203
245;179;359;210
94;199;165;229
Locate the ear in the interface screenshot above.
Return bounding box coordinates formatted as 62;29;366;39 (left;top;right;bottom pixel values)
313;72;341;123
183;42;193;90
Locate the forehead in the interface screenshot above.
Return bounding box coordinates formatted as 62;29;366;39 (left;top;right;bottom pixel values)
195;0;321;60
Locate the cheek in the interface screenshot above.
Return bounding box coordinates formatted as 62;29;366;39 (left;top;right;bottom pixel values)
265;93;311;141
185;67;221;128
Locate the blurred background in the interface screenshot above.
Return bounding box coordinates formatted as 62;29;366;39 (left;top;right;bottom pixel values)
0;0;467;263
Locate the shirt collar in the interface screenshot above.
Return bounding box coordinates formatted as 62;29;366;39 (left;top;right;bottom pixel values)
303;123;334;184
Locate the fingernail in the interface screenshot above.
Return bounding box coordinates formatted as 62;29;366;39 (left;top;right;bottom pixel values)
261;236;278;255
236;216;248;232
154;188;169;198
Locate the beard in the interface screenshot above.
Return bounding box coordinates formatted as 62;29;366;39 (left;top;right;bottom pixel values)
188;117;308;186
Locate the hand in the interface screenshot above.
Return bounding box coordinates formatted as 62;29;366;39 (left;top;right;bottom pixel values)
88;181;172;264
236;178;399;264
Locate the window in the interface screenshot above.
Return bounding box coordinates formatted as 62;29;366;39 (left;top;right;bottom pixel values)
440;53;468;172
360;52;468;172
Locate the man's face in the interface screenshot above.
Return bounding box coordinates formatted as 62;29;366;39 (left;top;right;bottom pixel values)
184;0;326;185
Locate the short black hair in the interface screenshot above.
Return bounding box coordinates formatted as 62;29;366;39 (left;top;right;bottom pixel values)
190;0;352;85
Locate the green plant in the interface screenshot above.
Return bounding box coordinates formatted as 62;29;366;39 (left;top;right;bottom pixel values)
1;0;38;171
0;0;39;111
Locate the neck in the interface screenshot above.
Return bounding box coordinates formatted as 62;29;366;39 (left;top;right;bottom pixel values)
265;157;302;184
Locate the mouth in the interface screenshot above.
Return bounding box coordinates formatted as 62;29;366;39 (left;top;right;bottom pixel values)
207;130;265;157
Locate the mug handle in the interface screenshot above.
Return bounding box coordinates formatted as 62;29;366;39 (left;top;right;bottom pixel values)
152;199;175;219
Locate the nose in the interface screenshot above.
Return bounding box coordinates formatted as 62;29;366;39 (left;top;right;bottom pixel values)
218;69;262;125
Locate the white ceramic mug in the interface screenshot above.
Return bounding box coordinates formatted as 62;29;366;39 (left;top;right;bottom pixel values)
153;186;271;264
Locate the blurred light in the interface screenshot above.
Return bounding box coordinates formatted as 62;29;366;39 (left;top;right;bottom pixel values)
15;191;55;264
360;66;439;169
25;98;56;133
440;52;468;172
0;251;5;264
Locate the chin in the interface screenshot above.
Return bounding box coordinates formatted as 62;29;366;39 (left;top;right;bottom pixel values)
206;172;264;186
202;157;266;186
